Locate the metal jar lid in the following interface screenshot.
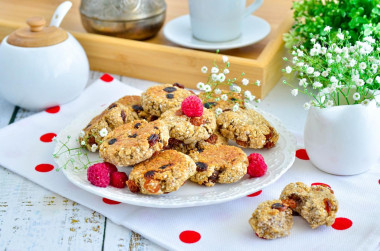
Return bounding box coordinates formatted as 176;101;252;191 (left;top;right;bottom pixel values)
80;0;166;21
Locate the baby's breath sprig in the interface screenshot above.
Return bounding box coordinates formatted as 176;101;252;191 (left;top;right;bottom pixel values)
197;51;261;112
282;28;380;109
53;136;101;172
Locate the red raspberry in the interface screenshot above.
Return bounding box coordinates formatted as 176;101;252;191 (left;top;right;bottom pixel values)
247;153;267;177
87;163;111;187
181;95;204;117
104;162;117;175
111;172;128;188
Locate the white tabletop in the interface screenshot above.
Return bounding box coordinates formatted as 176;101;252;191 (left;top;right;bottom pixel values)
0;71;308;250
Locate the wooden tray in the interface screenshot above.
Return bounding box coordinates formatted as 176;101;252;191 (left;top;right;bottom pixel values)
0;0;293;98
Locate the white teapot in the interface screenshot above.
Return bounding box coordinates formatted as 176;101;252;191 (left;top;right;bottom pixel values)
0;1;89;111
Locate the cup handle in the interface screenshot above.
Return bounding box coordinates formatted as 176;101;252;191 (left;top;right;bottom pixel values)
244;0;264;17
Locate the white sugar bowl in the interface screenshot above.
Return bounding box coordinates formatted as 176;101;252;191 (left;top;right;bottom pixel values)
0;1;89;111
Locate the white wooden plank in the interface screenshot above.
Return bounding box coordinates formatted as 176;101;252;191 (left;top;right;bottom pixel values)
104;220;165;251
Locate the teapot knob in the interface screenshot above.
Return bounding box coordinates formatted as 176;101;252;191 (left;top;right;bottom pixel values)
27;17;46;32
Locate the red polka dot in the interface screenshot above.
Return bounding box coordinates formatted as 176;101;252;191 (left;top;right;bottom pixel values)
296;149;309;160
247;190;262;197
378;179;380;185
40;133;57;143
35;164;54;172
311;182;331;189
102;198;121;205
45;106;60;114
100;74;114;82
332;217;352;230
179;230;201;244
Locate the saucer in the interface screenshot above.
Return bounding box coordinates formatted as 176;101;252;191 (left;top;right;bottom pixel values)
163;15;271;50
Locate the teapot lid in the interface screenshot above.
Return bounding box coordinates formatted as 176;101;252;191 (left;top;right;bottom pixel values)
7;17;68;47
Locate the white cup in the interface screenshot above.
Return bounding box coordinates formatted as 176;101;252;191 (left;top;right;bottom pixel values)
188;0;263;42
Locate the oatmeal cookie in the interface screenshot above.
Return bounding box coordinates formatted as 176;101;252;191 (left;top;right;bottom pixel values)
249;199;293;239
165;131;228;154
198;91;245;112
280;182;338;229
216;109;279;149
79;95;153;152
99;120;169;166
141;84;193;116
189;145;248;187
127;150;196;195
160;107;217;144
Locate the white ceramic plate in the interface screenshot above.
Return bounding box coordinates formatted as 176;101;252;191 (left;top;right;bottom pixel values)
163;15;271;50
54;107;296;208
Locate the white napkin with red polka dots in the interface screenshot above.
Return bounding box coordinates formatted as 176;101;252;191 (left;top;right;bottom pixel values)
0;75;379;250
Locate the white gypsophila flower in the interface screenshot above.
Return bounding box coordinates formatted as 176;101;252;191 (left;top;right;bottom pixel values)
364;36;375;44
248;94;256;102
244;90;252;98
215;108;223;115
201;66;208;74
215;97;220;102
313;81;323;88
326;53;332;58
214;88;222;94
291;89;298;96
334;47;342;54
211;67;219;74
230;85;241;93
217;73;226;82
303;102;311;110
197;82;205;90
297;50;304;57
353;92;360;101
337;33;344;40
314;71;321;77
81;140;86;146
256;99;261;103
79;130;85;137
328;59;334;65
211;73;218;82
99;128;108;137
330;76;338;83
204;84;212;92
292;50;297;56
310;48;317;56
371;64;378;70
349;59;357;67
321;71;329;77
232;103;239;112
306;67;314;74
329;82;338;92
222;55;229;63
255;80;261;86
297;62;304;67
376;76;380;83
366;78;373;84
361;99;370;105
223;69;230;75
311;38;316;43
324;26;332;32
299;78;307;86
221;94;228;101
292;56;298;63
356;79;364;87
91;144;98;152
326;100;334;107
336;55;342;63
321;47;327;54
285;66;292;74
242;78;249;86
359;62;367;70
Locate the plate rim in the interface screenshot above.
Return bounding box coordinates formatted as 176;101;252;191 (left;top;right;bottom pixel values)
55;107;296;208
163;14;271;50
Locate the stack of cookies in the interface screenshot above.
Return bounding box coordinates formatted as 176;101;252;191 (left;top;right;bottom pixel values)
79;83;279;195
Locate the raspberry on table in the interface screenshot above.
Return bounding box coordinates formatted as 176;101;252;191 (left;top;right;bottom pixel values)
181;95;204;117
111;171;128;188
87;163;112;187
247;153;267;177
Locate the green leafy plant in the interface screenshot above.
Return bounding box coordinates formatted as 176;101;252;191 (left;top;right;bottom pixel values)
282;29;380;109
283;0;380;50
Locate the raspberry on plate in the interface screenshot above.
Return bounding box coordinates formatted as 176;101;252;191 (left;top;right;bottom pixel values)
104;162;118;174
247;153;267;177
111;171;128;188
181;95;203;117
87;163;112;187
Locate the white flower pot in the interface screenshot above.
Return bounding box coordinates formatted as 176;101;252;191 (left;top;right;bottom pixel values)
304;101;380;175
